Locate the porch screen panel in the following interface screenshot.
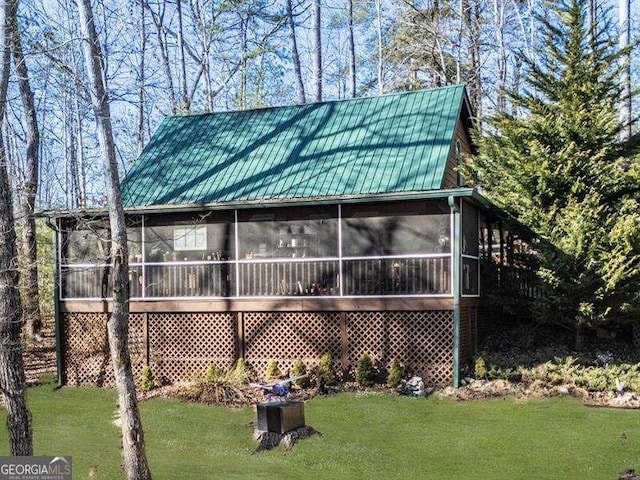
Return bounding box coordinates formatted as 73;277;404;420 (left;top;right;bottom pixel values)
60;217;144;299
461;202;480;296
342;202;450;256
144;217;235;262
462;203;479;256
237;206;338;296
461;257;479;295
144;213;235;297
63;226;110;265
341;200;451;295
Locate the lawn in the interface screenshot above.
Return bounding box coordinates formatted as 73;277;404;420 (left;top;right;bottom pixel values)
1;382;638;479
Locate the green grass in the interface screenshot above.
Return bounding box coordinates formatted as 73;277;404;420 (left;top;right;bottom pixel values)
2;383;639;479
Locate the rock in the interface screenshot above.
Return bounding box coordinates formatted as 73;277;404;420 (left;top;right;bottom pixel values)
613;392;635;407
618;468;640;480
396;376;427;397
595;351;613;366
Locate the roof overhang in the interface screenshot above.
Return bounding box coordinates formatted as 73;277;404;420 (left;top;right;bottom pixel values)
38;187;497;218
125;187;490;213
37;187;535;240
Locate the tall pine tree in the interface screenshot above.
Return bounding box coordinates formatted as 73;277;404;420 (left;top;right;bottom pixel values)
463;0;640;347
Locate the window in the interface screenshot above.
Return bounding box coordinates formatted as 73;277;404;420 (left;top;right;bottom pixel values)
174;226;207;251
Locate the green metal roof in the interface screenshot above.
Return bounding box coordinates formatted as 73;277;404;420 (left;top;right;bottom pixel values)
121;85;469;209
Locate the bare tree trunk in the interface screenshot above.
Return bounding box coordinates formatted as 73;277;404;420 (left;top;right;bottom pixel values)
375;0;383;93
312;0;322;101
286;0;305;103
0;134;32;456
493;0;507;112
66;104;82;209
511;52;523;116
347;0;356;98
189;0;215;112
176;0;190;112
75;0;152;478
137;0;147;153
619;0;631;140
73;95;87;207
455;0;463;84
0;0;32;456
146;0;178;114
8;0;41;338
465;0;482;119
239;14;247;109
589;0;596;48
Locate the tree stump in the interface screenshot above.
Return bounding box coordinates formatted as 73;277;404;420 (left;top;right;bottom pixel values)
253;425;321;452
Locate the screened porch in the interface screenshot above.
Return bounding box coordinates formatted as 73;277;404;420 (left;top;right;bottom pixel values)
57;199;482;301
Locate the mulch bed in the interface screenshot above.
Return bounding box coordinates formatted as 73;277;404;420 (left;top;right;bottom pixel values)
439;378;640;409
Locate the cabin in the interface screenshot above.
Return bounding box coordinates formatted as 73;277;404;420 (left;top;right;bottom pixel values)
51;85;534;388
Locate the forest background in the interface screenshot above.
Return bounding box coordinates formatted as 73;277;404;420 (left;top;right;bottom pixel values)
3;0;637;211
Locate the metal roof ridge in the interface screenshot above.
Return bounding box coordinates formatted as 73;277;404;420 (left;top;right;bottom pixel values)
164;85;467;119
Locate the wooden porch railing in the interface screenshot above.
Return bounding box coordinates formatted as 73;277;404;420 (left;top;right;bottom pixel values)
343;256;450;295
61;265;144;299
60;256;451;299
238;259;339;296
145;262;233;297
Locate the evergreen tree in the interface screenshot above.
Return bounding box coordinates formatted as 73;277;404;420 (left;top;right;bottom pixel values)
463;0;640;346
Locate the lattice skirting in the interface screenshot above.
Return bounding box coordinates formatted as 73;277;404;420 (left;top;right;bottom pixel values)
61;310;456;387
243;312;343;376
459;306;479;372
63;312;145;387
149;312;237;384
347;311;453;385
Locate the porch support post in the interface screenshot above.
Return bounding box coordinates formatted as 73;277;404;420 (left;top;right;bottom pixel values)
340;312;348;372
50;218;64;387
143;313;150;366
448;195;461;388
236;311;245;361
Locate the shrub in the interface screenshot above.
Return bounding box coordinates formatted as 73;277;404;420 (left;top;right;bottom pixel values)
139;366;154;392
316;353;336;385
474;357;487;379
204;363;224;382
176;359;259;406
265;359;282;380
356;354;376;387
226;358;250;385
386;359;403;388
291;359;309;387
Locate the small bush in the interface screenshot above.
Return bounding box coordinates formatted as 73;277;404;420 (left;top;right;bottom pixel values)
316;353;336;385
474;357;487;379
386;359;403;388
265;359;282;380
356;354;376;387
139;366;154;392
291;359;309;387
204;363;224;382
226;358;250;385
